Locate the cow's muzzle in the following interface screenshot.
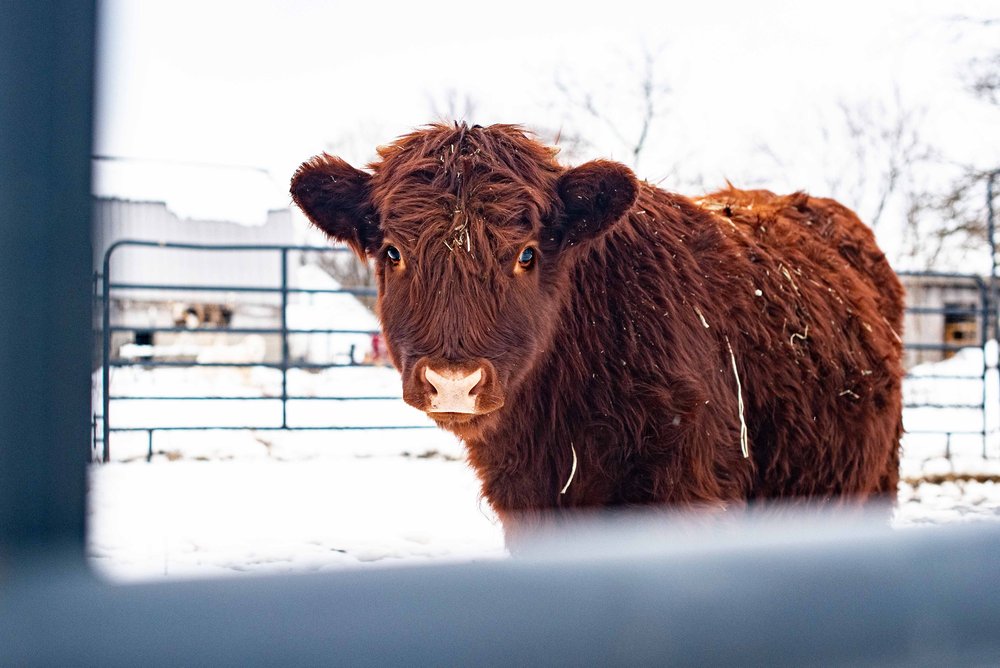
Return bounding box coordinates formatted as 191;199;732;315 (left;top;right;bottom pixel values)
403;357;504;416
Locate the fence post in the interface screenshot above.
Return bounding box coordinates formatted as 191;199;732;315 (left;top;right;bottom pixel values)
988;170;999;344
281;248;289;429
92;270;100;459
102;248;112;462
988;170;999;458
981;279;990;457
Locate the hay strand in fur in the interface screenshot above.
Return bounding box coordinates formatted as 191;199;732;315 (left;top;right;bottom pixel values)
560;443;578;494
725;336;750;459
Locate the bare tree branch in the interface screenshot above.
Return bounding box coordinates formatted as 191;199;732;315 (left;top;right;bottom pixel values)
946;14;1000;26
427;89;478;123
815;91;936;232
903;166;1000;267
553;45;672;170
893;14;999;267
530;124;593;164
968;52;1000;105
553;77;633;150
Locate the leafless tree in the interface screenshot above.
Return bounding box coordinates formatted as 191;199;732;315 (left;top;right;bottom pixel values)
428;89;478;124
898;14;1000;268
969;52;1000;105
898;167;1000;269
756;89;935;233
835;91;937;230
553;45;672;172
311;122;392;308
524;124;592;164
960;15;1000;106
322;119;387;168
753;89;960;266
315;250;377;311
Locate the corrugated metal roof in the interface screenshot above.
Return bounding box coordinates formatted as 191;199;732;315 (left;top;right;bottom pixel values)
92;157;289;226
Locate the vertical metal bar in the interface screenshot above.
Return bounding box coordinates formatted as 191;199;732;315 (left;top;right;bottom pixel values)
981;280;989;457
147;430;153;463
92;271;99;458
103;248;113;463
92;271;99;370
988;172;999;458
987;171;998;344
281;248;289;429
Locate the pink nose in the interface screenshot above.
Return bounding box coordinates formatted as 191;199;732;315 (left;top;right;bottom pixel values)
424;366;483;414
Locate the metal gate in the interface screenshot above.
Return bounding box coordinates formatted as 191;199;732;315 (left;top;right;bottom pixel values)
93;243;999;462
93;240;433;462
897;271;995;459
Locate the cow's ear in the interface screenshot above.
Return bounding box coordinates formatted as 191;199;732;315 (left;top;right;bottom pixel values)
290;154;381;258
554;160;638;244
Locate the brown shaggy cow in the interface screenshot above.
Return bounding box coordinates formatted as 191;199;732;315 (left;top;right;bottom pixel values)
291;123;904;546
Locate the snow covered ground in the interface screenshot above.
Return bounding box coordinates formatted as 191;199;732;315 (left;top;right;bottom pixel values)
893;345;1000;525
88;343;1000;582
89;359;510;581
88;454;507;581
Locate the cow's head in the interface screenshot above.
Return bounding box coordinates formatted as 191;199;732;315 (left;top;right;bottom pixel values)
291;123;637;438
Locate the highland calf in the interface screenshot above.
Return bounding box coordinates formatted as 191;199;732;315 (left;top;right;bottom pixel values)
291;123;904;546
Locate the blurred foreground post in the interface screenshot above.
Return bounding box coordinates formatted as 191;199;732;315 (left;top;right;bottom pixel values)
0;0;96;556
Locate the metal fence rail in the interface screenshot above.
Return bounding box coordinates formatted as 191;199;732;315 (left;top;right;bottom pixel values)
897;271;993;457
95;240;432;462
94;245;999;462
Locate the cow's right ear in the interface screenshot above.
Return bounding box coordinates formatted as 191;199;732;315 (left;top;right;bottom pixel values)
290;154;381;258
553;160;638;245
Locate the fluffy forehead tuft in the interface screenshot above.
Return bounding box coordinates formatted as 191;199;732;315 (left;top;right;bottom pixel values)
367;124;563;268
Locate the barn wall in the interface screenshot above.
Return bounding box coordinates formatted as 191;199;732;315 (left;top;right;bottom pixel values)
900;276;984;368
93;197;295;306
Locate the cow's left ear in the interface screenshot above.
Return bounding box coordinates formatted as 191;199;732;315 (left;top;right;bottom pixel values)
553;160;638;244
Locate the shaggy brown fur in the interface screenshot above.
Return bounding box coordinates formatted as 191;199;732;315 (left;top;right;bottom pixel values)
291;123;904;547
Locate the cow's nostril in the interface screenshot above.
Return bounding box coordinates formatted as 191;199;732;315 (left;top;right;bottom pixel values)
468;373;487;396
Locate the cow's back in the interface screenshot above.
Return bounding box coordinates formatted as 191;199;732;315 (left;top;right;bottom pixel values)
690;187;904;503
698;188;904;334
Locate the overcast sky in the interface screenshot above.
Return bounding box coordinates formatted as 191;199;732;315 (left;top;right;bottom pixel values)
94;0;999;265
95;0;996;171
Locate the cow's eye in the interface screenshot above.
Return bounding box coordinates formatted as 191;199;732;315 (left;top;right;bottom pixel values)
386;245;402;264
517;247;536;271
